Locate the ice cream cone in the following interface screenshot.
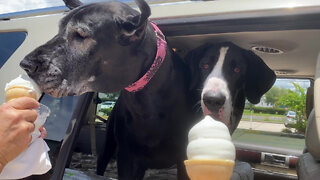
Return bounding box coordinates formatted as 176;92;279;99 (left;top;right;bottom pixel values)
184;159;234;180
5;86;37;102
5;74;42;102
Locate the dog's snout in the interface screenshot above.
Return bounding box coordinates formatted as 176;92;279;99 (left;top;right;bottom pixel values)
203;91;226;111
20;59;38;74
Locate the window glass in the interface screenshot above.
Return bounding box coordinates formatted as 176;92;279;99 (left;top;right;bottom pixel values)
95;79;311;153
0;32;26;69
232;78;311;153
41;95;80;141
96;92;120;122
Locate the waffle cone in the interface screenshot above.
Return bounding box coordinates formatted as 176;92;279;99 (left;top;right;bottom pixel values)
5;86;37;102
184;159;234;180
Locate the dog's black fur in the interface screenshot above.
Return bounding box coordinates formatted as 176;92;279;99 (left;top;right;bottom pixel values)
20;0;199;179
186;42;276;133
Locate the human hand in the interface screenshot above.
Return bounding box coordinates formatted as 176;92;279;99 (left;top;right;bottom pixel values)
0;97;39;170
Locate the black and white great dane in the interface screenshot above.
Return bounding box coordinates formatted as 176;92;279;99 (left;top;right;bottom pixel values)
19;0;199;179
186;42;276;134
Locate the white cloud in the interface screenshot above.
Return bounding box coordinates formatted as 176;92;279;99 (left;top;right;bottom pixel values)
0;0;64;14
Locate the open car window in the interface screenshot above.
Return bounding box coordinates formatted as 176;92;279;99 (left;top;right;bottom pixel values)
232;78;311;176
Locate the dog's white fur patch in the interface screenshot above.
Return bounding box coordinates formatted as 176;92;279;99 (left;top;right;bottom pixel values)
201;47;232;128
88;76;96;82
210;47;229;79
123;29;136;36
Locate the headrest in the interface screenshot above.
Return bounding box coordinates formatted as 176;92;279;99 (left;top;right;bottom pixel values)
306;85;314;118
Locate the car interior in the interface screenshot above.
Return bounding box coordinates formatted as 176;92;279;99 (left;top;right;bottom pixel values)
90;4;320;179
152;6;320;180
0;1;320;180
61;6;320;179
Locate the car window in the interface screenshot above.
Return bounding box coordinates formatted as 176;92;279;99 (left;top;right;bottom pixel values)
232;78;311;154
0;31;26;69
95;78;311;154
96;92;120;121
41;94;80;141
288;111;296;115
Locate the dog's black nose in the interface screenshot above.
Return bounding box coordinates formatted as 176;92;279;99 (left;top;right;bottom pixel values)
203;91;226;112
20;59;38;73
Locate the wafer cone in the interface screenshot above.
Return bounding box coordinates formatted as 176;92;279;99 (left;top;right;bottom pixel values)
184;159;234;180
5;86;37;102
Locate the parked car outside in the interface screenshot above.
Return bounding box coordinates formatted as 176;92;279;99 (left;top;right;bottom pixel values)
284;111;297;127
100;101;116;109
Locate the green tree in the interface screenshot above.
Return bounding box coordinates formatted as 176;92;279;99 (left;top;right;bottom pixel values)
100;92;120;102
265;86;289;107
99;107;113;116
277;83;307;133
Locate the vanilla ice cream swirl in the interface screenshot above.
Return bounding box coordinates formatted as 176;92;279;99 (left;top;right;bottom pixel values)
5;74;42;100
187;116;235;161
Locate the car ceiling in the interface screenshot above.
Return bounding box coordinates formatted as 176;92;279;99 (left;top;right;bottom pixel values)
168;29;320;79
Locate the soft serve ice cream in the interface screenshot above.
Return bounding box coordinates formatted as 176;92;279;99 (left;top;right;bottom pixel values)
184;116;235;180
5;74;42;101
187;115;235;161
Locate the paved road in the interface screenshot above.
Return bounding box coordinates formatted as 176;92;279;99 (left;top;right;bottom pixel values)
238;121;285;132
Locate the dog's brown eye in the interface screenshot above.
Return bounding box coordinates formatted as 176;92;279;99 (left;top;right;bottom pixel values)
234;67;240;73
73;30;89;41
74;32;86;40
202;64;209;69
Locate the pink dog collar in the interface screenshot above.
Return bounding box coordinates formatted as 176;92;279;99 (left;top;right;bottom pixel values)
125;22;167;92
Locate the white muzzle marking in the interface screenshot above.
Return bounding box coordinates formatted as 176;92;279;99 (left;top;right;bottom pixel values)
201;47;232;128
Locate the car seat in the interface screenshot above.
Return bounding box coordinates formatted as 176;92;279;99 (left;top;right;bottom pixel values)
231;161;254;180
296;53;320;179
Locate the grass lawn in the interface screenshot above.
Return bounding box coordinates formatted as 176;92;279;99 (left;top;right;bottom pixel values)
243;109;284;117
242;109;286;124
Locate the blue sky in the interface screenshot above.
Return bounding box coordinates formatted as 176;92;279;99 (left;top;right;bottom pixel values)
0;0;63;14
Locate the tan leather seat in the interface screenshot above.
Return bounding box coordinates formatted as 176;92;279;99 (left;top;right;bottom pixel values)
297;53;320;179
297;109;320;179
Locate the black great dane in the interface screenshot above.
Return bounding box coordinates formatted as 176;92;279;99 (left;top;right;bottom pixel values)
186;42;276;134
20;0;199;179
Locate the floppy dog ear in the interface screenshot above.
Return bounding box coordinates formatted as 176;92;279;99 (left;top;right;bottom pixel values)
117;0;151;45
244;50;276;104
63;0;83;10
185;43;212;90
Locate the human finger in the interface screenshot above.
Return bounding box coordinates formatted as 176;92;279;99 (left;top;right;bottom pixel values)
6;97;39;110
23;121;35;133
19;109;38;123
39;126;47;138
